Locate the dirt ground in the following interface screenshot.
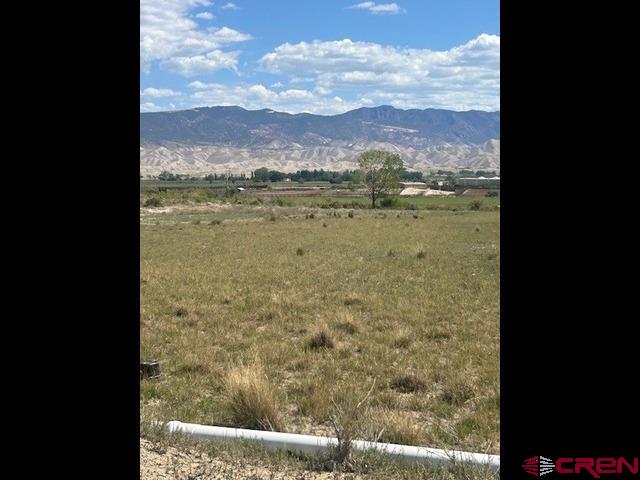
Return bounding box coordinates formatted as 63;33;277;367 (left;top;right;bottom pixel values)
140;439;363;480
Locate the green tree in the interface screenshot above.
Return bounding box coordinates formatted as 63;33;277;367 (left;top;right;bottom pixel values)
253;167;270;182
357;150;404;209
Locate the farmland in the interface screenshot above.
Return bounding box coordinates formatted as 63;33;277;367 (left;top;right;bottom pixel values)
140;191;499;478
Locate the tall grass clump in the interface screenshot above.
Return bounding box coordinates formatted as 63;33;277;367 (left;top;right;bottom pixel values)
368;410;423;445
307;328;335;350
222;365;285;431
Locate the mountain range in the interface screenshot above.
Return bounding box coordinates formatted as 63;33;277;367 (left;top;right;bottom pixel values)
140;105;500;175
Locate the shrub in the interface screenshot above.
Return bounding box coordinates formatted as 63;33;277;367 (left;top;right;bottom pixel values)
144;197;162;207
486;191;499;197
380;196;399;208
210;219;222;225
348;211;355;218
469;200;483;211
275;197;292;207
223;365;284;431
417;250;426;259
296;247;304;256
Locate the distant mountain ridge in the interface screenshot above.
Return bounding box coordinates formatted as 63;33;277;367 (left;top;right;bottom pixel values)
140;105;500;174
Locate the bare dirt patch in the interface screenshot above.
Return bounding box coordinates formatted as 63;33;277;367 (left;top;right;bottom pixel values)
140;438;361;479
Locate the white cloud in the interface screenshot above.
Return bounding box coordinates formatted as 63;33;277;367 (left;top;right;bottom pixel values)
161;49;241;76
348;2;404;15
221;2;239;9
140;87;183;98
140;102;161;112
259;34;499;111
195;11;214;20
140;0;251;75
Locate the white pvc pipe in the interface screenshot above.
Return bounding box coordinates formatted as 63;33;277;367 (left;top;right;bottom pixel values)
165;421;499;471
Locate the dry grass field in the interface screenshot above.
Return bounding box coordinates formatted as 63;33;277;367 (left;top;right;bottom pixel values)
140;200;499;476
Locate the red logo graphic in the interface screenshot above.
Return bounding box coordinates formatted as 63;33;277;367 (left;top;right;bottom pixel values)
523;456;555;476
522;456;639;478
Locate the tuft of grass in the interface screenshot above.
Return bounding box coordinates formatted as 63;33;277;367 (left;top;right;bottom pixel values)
296;247;304;256
210;219;222;226
222;364;285;431
387;249;396;257
343;296;362;306
173;306;188;317
268;213;277;222
348;211;354;218
425;330;451;341
391;373;427;393
328;381;376;468
475;225;481;232
308;213;315;219
323;222;328;228
176;362;209;375
368;410;423;446
393;335;412;349
336;321;359;335
417;250;426;259
307;329;335;350
441;379;475;406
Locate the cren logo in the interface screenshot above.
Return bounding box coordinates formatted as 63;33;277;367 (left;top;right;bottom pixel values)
522;456;639;478
523;456;556;476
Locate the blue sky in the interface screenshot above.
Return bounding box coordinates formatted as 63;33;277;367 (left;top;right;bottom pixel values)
141;1;499;114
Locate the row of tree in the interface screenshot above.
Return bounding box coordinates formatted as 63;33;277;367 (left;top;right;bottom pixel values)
154;168;494;184
252;166;422;184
